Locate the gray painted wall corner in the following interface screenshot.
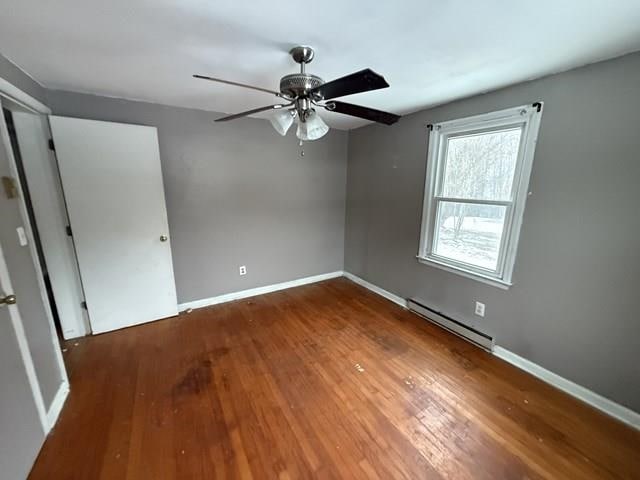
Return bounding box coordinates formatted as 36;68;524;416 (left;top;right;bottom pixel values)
0;53;48;106
344;51;640;412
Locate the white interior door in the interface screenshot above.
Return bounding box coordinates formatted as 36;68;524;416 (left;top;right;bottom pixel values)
12;111;88;339
0;242;46;480
49;116;178;334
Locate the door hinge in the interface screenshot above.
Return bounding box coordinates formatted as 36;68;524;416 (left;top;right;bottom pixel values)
48;139;56;151
81;301;87;310
65;225;72;236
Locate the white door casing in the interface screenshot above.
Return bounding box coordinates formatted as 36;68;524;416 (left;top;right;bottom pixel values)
0;98;68;409
49;116;178;333
0;96;68;479
12;111;88;338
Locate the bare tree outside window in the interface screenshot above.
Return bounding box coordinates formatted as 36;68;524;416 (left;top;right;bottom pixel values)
432;129;521;270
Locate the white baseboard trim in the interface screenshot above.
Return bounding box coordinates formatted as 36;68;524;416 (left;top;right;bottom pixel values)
343;271;407;308
494;346;640;430
178;271;344;311
45;381;69;433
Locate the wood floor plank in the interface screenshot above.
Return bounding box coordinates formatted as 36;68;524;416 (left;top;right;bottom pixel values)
28;278;639;479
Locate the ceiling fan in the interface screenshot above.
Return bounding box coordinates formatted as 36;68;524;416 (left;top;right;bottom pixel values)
193;46;400;141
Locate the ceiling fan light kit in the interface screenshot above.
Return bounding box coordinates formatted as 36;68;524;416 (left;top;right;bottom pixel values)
296;110;329;141
194;46;400;142
270;109;296;136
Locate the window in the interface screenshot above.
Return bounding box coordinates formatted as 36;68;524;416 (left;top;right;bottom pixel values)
418;104;543;288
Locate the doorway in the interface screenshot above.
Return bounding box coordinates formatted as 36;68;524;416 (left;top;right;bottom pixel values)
3;107;62;335
0;97;88;339
0;90;69;478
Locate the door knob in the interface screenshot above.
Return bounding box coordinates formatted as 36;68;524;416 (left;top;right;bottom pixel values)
0;294;17;306
160;235;168;242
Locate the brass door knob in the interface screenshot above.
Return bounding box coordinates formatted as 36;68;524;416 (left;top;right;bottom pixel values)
160;235;168;242
0;294;17;305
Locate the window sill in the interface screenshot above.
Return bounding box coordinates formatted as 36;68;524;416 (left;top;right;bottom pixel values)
416;256;512;290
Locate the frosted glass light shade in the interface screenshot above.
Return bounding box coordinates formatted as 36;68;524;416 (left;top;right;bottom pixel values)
296;111;329;141
270;109;294;136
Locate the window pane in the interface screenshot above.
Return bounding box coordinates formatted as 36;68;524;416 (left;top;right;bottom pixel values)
442;128;521;201
433;201;506;271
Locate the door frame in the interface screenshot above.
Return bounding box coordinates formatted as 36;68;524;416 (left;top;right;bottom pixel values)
0;76;69;433
10;109;90;339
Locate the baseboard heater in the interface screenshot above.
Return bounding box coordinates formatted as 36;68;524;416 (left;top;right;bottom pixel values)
407;298;494;351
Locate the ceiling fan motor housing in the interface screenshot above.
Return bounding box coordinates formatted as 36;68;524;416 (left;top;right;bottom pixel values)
279;73;324;99
199;44;400;127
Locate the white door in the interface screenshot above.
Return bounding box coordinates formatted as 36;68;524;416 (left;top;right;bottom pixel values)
12;111;88;339
0;242;46;480
49;116;178;334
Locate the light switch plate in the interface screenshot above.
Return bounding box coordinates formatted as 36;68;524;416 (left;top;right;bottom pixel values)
16;226;28;246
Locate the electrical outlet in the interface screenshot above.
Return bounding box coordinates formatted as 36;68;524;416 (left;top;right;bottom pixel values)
474;301;485;317
239;265;247;276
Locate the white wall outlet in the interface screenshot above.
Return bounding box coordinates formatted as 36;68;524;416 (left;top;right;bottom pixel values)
239;265;247;276
474;301;485;317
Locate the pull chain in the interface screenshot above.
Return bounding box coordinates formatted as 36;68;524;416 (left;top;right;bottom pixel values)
299;139;304;157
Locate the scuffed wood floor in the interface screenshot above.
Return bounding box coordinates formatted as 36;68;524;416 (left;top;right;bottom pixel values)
30;278;639;479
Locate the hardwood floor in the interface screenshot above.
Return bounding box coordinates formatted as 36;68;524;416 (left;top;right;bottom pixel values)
30;278;638;479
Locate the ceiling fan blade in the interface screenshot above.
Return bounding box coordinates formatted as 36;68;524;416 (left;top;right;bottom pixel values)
326;101;400;125
310;69;389;100
215;104;291;122
194;74;281;96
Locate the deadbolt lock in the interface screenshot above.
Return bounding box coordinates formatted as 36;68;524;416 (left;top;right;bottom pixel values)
0;294;17;305
160;235;168;242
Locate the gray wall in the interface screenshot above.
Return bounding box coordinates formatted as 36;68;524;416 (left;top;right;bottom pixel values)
345;52;640;412
46;91;348;303
0;53;47;106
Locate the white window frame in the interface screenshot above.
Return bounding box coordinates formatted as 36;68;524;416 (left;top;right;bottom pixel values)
417;103;543;289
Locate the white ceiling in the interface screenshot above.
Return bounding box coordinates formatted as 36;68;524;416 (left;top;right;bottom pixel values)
1;0;640;129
